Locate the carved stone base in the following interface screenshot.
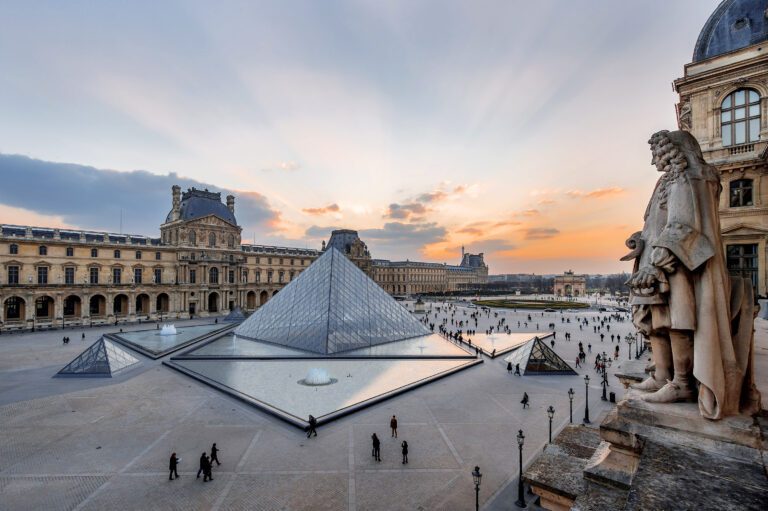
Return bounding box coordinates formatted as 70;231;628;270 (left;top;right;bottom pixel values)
585;388;763;491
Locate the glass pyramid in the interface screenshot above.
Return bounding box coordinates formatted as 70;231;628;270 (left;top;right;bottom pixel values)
503;337;576;375
57;337;141;377
235;248;431;354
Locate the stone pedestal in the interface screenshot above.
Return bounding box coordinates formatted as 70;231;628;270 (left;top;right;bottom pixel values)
584;389;763;492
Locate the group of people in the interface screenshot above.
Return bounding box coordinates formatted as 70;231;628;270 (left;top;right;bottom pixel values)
371;415;409;463
168;443;220;482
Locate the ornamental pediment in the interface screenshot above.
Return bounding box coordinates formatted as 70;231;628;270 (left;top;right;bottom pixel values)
184;215;239;229
721;223;768;236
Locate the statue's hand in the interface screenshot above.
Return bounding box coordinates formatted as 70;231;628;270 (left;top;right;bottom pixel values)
651;247;676;273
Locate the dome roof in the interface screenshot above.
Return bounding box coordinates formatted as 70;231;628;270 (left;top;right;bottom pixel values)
693;0;768;62
165;188;237;225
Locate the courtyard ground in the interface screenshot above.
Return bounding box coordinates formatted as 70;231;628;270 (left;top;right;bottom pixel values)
0;299;764;510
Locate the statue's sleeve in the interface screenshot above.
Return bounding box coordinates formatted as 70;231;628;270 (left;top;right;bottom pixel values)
653;177;715;271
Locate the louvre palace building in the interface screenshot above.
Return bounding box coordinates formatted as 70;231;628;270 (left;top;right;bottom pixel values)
0;186;487;331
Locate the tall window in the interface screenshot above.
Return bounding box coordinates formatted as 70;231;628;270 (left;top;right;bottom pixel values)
209;267;219;284
91;248;98;257
208;233;216;247
727;244;758;290
135;251;142;260
37;266;48;284
228;234;234;248
7;265;19;284
114;249;121;258
278;270;284;283
39;246;47;256
255;269;261;283
189;231;196;246
155;251;161;260
722;88;760;146
267;270;273;283
89;267;99;284
729;179;754;207
65;267;75;284
6;297;22;319
66;247;74;257
112;267;122;284
9;244;18;255
154;268;162;284
134;268;142;284
189;269;196;284
228;270;235;284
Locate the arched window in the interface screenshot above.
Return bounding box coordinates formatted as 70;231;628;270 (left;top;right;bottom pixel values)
208;232;216;247
209;267;219;284
722;88;760;146
730;178;754;207
228;234;235;248
189;230;196;246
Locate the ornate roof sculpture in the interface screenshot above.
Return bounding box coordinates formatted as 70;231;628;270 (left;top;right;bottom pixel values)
693;0;768;62
234;247;430;354
165;187;237;225
57;338;140;377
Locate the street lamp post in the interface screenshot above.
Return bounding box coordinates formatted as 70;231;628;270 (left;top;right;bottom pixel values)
567;388;574;424
583;375;591;424
515;430;526;508
472;466;482;511
624;333;633;360
547;406;555;443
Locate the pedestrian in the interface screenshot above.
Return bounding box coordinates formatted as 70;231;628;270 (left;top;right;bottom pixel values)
197;452;208;479
372;433;381;462
507;361;512;373
491;348;496;358
401;440;409;464
521;392;529;408
588;343;592;353
515;363;521;376
62;336;66;345
210;443;221;466
204;453;213;482
390;415;398;438
307;415;318;438
169;452;179;481
575;356;581;368
81;332;85;340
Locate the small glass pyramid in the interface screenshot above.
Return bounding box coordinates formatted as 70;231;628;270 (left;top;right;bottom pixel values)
503;337;576;375
235;248;430;354
57;337;140;377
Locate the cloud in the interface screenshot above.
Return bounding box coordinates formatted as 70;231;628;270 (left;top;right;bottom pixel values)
360;222;447;245
566;187;624;199
0;153;280;236
457;226;484;235
523;227;560;240
383;202;428;220
261;161;301;172
537;199;556;206
302;203;340;216
513;209;540;217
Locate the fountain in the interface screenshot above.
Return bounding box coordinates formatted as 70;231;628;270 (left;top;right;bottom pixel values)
298;367;337;386
160;324;177;336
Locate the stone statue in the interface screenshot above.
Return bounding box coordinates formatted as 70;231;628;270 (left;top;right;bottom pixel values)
623;130;761;419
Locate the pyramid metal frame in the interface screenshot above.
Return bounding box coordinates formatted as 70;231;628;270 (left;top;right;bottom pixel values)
235;248;430;354
57;337;141;377
503;337;576;375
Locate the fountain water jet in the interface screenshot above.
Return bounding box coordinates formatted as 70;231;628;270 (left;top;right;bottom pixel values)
160;324;177;336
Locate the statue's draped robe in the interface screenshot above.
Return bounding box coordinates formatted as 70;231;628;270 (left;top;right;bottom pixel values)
633;163;757;419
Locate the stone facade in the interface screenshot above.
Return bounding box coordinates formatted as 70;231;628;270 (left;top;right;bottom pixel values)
674;2;768;296
0;189;489;330
553;271;586;297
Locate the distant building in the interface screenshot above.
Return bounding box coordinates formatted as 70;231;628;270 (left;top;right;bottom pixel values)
674;0;768;295
553;271;586;297
0;192;489;331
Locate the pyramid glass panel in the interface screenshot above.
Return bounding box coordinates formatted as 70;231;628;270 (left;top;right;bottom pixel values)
503;337;575;375
235;248;429;354
58;338;140;377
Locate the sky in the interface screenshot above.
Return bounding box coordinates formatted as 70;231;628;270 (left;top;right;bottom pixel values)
0;0;722;274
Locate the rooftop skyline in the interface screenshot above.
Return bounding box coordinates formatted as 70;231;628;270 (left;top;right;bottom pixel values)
0;0;720;273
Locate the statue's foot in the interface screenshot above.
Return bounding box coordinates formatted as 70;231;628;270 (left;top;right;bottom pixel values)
631;376;664;392
641;380;694;403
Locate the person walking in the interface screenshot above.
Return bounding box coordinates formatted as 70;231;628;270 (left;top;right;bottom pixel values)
521;392;530;409
371;433;381;462
307;415;318;438
401;441;409;464
390;415;398;438
204;453;213;482
169;452;179;481
507;361;512;373
575;356;581;368
210;443;221;466
514;363;521;376
197;452;208;479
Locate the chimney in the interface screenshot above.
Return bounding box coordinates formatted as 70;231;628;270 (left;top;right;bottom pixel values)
171;185;181;221
226;194;235;214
